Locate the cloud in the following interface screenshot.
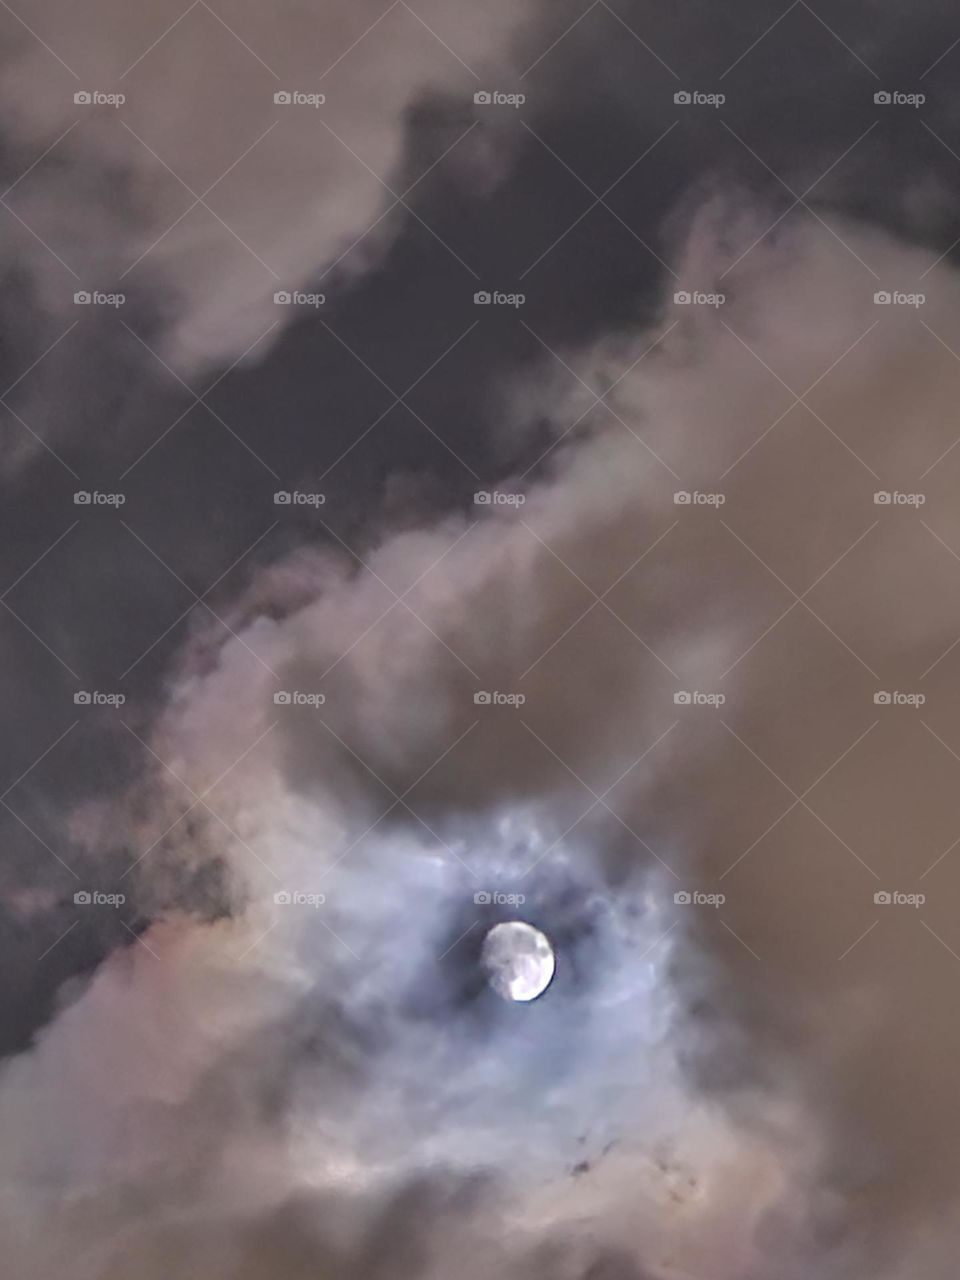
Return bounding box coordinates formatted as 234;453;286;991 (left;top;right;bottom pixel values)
0;0;534;371
7;210;960;1278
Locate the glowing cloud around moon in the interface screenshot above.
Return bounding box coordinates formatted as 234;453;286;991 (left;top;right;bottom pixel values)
481;921;556;1002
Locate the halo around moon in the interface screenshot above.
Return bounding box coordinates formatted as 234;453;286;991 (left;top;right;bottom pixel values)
481;921;556;1002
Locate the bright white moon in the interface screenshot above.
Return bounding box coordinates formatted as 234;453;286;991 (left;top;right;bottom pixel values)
481;921;556;1002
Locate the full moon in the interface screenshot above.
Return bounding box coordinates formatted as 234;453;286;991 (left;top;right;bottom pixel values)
481;921;556;1002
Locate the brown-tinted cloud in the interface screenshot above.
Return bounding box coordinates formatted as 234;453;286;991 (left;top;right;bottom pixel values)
7;212;960;1278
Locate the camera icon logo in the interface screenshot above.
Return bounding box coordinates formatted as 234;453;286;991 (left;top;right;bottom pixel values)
273;491;292;504
873;491;891;504
74;91;92;105
874;291;891;304
673;490;691;504
474;691;492;704
274;91;292;105
673;291;691;304
473;491;491;505
474;890;492;904
73;491;92;505
74;290;91;304
274;290;292;304
674;890;692;904
474;91;491;105
74;890;92;904
874;91;891;104
874;890;892;904
274;890;292;904
273;691;292;704
474;291;491;304
674;91;691;105
673;690;692;704
73;691;92;704
874;691;892;705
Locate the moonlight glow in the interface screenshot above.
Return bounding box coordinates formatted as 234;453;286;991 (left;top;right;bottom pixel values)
481;921;556;1002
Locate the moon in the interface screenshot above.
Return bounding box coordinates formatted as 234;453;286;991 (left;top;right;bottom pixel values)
481;921;556;1002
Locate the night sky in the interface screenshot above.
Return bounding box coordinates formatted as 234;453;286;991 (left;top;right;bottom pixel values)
4;3;960;1278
